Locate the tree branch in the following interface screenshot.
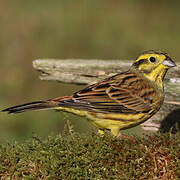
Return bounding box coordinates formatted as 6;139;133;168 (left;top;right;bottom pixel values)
33;59;180;132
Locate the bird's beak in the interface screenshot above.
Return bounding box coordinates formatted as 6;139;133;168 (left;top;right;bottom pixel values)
162;58;176;67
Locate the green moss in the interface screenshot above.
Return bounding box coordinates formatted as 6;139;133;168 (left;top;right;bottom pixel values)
0;131;179;179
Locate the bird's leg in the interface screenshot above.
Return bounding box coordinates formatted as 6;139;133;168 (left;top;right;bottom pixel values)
118;133;136;142
111;127;136;142
98;129;105;136
110;127;121;136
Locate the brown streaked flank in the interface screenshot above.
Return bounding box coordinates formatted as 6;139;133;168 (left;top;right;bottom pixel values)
2;50;176;137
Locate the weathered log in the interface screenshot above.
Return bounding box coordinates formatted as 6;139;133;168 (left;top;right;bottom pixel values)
33;59;180;133
33;59;133;84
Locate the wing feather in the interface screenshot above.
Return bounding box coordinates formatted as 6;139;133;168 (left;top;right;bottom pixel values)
57;71;158;114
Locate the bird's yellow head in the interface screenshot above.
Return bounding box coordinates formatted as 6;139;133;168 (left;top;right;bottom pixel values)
132;50;176;88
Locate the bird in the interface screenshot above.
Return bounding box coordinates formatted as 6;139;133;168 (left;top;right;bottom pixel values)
2;50;176;137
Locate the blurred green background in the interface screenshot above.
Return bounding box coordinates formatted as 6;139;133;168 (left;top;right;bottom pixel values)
0;0;180;143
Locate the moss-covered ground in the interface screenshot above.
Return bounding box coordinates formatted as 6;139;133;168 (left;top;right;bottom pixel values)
0;130;179;179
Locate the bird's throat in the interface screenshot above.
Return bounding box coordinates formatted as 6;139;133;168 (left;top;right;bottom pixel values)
143;65;167;89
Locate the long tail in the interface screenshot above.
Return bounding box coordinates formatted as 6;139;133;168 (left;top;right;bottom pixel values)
2;100;59;114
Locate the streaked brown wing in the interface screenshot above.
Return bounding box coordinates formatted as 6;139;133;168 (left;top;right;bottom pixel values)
58;71;157;114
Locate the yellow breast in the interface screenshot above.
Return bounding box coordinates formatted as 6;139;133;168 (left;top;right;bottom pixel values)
56;107;154;131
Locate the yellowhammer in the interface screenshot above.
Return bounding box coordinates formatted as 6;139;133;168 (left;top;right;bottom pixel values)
2;50;176;136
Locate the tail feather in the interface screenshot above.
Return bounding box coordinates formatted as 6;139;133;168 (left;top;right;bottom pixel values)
2;100;57;114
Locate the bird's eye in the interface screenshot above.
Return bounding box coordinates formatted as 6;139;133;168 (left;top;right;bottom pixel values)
149;57;156;63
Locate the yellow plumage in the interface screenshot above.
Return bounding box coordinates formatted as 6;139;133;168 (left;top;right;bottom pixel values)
2;50;176;137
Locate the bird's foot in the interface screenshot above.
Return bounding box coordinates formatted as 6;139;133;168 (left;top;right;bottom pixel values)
118;133;136;142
